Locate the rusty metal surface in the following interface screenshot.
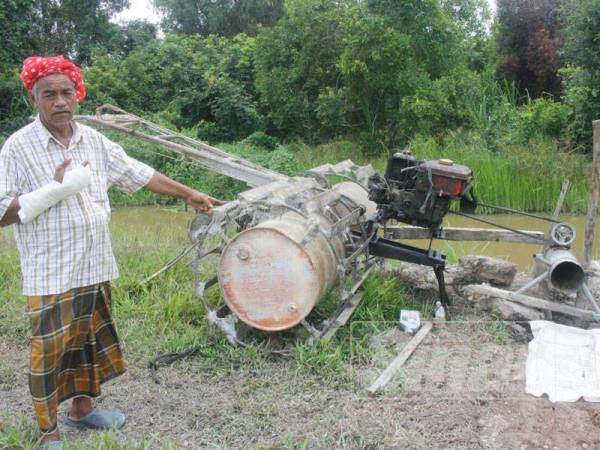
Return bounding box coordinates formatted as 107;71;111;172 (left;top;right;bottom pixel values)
219;222;332;331
75;105;287;187
333;182;377;217
218;182;376;331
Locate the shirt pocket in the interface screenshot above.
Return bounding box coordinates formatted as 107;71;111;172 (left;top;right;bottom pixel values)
86;169;111;215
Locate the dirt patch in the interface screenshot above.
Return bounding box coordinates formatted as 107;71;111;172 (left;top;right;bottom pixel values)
1;324;599;449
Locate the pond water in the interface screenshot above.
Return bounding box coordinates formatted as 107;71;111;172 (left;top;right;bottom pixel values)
1;206;595;276
110;207;600;273
411;213;600;272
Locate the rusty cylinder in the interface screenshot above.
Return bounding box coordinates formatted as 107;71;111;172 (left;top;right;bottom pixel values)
218;182;376;331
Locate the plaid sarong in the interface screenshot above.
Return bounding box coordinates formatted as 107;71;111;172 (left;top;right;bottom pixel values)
26;283;126;433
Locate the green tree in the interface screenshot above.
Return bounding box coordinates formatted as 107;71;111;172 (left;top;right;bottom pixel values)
0;0;39;70
365;0;463;77
153;0;283;37
30;0;130;64
85;34;262;141
559;0;600;149
254;0;348;140
495;0;562;99
84;50;130;108
254;0;485;145
0;0;40;135
106;20;159;58
440;0;492;71
339;7;414;144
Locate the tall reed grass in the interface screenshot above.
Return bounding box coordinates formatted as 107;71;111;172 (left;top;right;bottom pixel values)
410;132;589;213
108;127;591;214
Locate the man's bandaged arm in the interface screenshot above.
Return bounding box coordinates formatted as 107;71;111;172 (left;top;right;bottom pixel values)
18;165;91;224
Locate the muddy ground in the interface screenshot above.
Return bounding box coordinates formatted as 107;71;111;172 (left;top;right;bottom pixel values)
1;321;599;450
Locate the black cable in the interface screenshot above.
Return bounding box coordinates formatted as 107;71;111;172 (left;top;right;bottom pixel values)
474;201;561;223
148;347;209;384
449;210;552;244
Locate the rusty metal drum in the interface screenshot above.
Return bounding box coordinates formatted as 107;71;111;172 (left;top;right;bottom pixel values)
218;182;375;331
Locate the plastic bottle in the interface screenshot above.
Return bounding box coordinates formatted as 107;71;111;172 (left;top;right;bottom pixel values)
399;310;421;334
434;301;446;321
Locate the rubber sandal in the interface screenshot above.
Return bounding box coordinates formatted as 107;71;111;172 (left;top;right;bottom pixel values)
38;440;63;449
63;408;126;430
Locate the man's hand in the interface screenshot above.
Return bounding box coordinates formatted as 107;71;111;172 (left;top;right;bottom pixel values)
54;159;90;183
186;191;225;213
146;172;225;214
54;159;72;182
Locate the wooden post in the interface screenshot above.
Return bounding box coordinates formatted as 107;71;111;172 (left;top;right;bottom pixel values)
385;226;545;244
583;120;600;269
552;179;571;220
466;284;598;321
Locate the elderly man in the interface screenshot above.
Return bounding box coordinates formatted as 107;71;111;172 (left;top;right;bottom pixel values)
0;56;221;448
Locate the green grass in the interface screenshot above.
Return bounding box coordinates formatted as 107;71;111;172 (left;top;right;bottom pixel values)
0;206;436;383
0;173;566;447
104;127;592;214
0;417;177;450
410;131;589;213
480;319;511;346
0;205;526;448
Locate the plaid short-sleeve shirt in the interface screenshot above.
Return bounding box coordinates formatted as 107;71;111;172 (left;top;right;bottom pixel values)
0;117;155;296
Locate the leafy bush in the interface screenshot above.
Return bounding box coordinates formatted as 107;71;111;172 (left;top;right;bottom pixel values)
314;87;346;139
254;0;347;140
241;131;280;150
0;71;32;139
264;147;300;175
559;0;600;150
515;98;569;141
85;34;263;142
560;64;600;150
196;120;228;144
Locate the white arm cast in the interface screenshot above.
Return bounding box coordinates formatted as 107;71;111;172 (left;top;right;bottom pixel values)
18;166;92;224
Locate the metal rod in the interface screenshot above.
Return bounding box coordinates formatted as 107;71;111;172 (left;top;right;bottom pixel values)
581;283;600;315
75;105;287;187
95;104;278;173
515;271;548;295
142;244;220;284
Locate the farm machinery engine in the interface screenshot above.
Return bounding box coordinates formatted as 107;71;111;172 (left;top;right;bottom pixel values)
189;151;474;343
365;151;474;318
368;150;474;229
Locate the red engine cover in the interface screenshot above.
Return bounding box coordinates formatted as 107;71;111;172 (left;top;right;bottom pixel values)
422;159;473;198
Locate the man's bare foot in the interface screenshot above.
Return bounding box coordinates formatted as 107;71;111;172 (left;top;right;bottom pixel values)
68;396;93;419
41;428;60;443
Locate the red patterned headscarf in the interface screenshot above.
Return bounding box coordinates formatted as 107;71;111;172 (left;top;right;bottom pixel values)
20;55;86;102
